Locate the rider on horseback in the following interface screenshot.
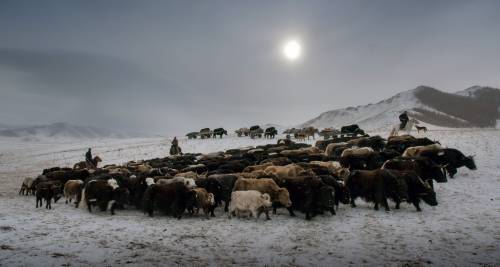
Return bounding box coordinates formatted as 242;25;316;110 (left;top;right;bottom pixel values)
85;148;95;168
170;137;182;155
399;111;409;130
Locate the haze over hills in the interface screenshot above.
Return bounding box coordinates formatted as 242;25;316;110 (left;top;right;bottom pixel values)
0;122;154;139
2;86;499;140
301;86;500;131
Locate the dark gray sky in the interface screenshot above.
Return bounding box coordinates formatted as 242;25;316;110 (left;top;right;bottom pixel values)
1;0;499;134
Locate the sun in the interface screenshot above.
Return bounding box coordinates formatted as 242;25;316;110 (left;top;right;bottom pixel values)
282;40;302;61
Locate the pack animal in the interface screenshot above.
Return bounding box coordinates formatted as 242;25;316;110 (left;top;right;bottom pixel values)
63;179;84;205
345;169;408;211
419;148;476;178
142;182;195;219
188;188;216;219
229;190;272;220
278;176;336;220
232;178;292;209
19;177;35;195
35;181;63;209
80;179;130;215
387;170;437;211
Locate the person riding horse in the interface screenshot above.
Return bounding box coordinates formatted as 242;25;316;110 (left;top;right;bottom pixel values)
85;148;95;168
399;111;409;130
170;137;182;155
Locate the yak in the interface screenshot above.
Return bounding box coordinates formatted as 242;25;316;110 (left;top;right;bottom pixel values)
142;182;195;219
419;148;476;178
345;169;408;212
212;128;228;138
387;170;438;211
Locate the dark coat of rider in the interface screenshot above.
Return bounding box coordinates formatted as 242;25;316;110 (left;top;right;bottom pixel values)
85;148;93;163
399;111;409;129
172;137;178;147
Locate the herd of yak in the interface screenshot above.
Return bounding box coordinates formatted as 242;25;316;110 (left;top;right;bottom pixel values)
186;126;278;139
18;128;477;221
186;124;365;141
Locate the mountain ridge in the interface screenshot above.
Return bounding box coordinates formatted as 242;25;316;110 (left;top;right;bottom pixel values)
0;122;154;139
301;85;500;130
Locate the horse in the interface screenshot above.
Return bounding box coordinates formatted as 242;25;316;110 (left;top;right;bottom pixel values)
389;118;419;137
74;156;102;170
170;145;182;156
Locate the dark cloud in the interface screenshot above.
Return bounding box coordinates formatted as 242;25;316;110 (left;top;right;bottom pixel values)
0;0;499;134
0;49;166;95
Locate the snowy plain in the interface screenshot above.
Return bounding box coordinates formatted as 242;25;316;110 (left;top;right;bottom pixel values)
0;129;499;266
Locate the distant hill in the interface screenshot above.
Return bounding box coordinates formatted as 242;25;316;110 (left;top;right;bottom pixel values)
0;122;152;139
301;86;500;130
0;123;31;131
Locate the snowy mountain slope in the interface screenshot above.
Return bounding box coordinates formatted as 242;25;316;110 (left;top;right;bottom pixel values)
301;86;500;130
455;85;485;98
454;86;500;127
301;86;427;131
0;122;152;139
454;85;500;99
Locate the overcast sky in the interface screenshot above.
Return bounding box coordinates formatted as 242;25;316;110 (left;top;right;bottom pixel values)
1;0;499;134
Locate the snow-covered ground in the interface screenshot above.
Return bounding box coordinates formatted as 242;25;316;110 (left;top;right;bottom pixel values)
0;130;499;266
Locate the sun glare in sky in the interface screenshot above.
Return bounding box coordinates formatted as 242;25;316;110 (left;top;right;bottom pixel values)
282;39;302;61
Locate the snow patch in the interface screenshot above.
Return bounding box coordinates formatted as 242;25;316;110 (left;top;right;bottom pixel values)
0;131;498;266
